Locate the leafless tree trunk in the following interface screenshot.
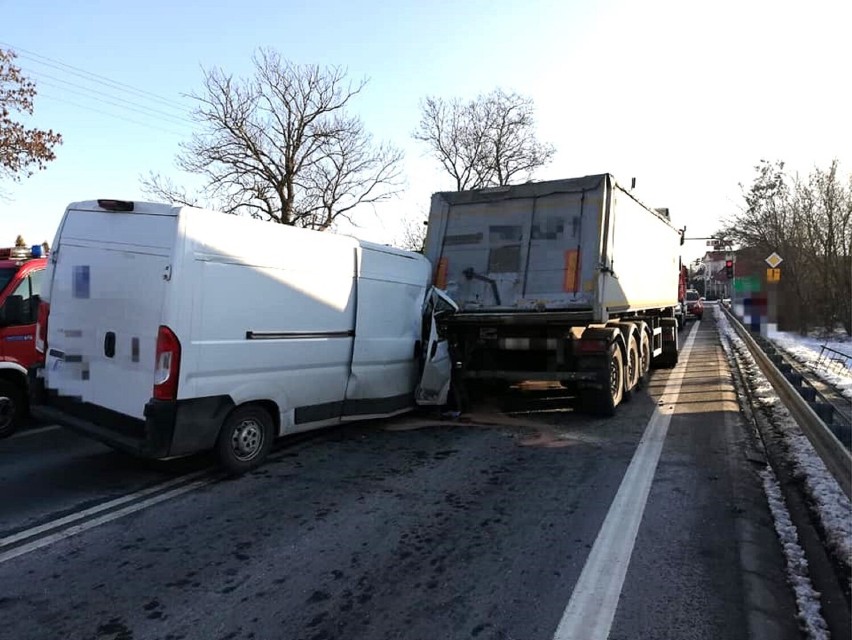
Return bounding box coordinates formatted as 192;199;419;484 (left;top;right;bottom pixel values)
414;89;554;191
143;48;403;230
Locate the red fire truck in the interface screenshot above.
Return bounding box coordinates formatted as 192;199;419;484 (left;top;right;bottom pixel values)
0;246;48;437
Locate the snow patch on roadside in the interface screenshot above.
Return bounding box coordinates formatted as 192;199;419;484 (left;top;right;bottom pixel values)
715;306;852;567
768;329;852;400
760;466;830;640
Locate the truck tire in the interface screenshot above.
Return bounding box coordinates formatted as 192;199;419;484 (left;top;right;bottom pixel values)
581;346;623;416
0;380;23;439
216;405;275;475
622;336;640;402
654;318;679;369
638;331;651;387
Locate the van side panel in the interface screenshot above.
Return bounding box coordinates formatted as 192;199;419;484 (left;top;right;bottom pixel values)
178;210;359;434
344;247;431;417
44;210;177;420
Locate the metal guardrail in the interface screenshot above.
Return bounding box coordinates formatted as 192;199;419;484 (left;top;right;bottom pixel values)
816;344;852;375
722;307;852;501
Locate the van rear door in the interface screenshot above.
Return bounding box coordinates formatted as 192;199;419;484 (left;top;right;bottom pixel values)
44;205;177;419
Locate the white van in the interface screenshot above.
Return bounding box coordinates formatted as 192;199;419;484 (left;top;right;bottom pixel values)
32;200;455;473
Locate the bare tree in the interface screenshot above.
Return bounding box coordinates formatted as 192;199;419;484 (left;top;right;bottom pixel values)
414;89;554;191
395;213;428;253
796;161;852;334
0;48;62;185
723;160;852;335
143;49;403;230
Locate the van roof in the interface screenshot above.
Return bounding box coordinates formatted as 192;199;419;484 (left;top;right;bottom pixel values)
67;200;178;216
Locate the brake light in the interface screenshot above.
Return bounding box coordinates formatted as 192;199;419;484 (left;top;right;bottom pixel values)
153;325;181;401
35;301;50;359
97;199;134;212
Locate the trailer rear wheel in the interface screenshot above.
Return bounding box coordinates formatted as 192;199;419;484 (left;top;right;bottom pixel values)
638;331;651;387
581;346;623;416
216;405;274;475
622;336;640;402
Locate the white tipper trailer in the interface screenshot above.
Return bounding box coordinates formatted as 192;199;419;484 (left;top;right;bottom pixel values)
423;173;683;415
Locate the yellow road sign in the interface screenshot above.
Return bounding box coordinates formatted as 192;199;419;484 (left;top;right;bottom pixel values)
765;252;783;268
766;268;781;282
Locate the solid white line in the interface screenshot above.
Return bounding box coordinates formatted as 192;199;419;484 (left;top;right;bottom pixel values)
0;477;214;564
9;424;61;439
0;468;211;550
553;321;701;640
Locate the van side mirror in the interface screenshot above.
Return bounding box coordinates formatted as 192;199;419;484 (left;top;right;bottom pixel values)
0;295;26;327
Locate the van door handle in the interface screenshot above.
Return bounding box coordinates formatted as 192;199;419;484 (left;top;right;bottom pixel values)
104;332;116;358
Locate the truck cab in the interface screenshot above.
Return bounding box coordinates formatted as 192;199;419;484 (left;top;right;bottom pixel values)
0;246;48;437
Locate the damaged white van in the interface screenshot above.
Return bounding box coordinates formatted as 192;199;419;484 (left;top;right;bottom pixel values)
32;200;455;473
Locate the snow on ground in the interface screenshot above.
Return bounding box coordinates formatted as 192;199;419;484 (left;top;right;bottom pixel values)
767;328;852;401
760;467;830;640
715;306;852;638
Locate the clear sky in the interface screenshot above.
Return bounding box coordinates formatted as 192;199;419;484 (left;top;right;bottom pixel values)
1;0;849;262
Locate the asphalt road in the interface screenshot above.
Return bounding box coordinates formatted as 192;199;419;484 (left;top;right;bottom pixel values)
0;316;803;640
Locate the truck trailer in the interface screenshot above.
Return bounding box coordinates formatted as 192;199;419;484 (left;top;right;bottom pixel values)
423;174;683;415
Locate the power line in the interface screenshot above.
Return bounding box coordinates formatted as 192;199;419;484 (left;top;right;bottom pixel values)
24;68;195;127
0;41;190;113
37;92;186;137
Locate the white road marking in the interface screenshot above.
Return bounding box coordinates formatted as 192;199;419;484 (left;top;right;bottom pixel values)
553;321;701;640
0;468;214;563
0;477;215;564
8;424;61;439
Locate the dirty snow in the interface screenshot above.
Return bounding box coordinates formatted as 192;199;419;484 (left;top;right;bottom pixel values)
760;467;830;640
716;307;852;565
715;306;852;638
767;328;852;401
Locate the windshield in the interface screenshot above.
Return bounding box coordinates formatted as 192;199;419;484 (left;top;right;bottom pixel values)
0;267;17;294
686;291;700;301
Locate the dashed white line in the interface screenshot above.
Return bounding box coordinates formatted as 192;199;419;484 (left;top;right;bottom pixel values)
553;321;700;640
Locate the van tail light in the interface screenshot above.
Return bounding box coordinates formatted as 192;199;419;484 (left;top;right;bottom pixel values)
153;325;181;401
35;301;50;360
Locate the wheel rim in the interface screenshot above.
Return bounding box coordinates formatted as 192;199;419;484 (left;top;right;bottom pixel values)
230;418;264;461
610;357;620;397
0;396;14;430
628;349;637;385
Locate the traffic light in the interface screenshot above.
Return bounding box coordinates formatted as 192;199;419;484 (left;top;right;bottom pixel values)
725;259;734;279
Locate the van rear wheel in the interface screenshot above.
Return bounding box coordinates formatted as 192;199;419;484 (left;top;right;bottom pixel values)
216;405;274;475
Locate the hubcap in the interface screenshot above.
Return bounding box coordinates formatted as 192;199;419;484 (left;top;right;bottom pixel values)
0;397;14;429
610;359;620;397
629;350;636;383
231;418;264;461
